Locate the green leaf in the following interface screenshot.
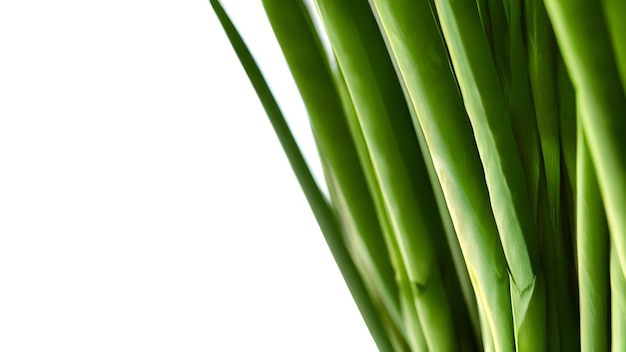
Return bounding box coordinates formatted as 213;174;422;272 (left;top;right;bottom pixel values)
577;121;610;352
612;243;626;351
369;3;480;349
602;0;626;91
312;0;457;349
524;0;580;347
209;2;394;350
261;0;401;331
430;0;548;349
369;0;517;350
545;0;626;288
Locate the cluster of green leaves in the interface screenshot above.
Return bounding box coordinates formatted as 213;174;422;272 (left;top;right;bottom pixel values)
211;0;626;350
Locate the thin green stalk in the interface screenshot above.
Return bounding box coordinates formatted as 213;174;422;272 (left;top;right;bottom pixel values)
537;170;561;351
369;2;480;348
557;59;577;305
524;0;559;238
477;301;495;352
399;270;428;352
377;300;411;352
335;68;425;352
432;0;540;289
612;244;626;351
369;0;514;350
475;0;492;43
612;299;626;352
431;0;546;349
261;0;401;330
321;156;405;342
209;2;393;350
577;122;610;352
544;0;626;284
525;2;581;347
557;53;576;227
312;1;458;350
500;0;544;225
502;3;557;347
602;0;626;91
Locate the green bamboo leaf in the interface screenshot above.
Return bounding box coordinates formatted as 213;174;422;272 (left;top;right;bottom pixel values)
209;2;393;350
544;0;626;286
577;120;610;352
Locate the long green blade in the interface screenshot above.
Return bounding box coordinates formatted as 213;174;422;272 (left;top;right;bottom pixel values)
524;0;580;347
368;3;480;349
577;121;610;352
612;243;626;351
602;0;626;90
261;0;401;330
544;0;626;285
368;0;514;350
430;0;547;349
557;53;576;228
335;67;425;352
209;2;393;350
433;0;539;289
312;0;458;349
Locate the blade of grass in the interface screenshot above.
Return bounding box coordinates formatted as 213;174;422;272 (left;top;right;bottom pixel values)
612;243;626;351
431;0;547;349
209;2;394;350
475;0;492;45
368;3;480;349
261;0;401;330
312;0;458;349
557;53;576;226
487;0;543;228
557;58;577;299
321;155;404;339
378;299;412;352
399;268;428;352
477;300;495;352
544;0;626;285
501;2;563;346
602;0;626;91
334;67;427;352
369;0;515;350
524;0;559;228
577;120;610;352
524;0;580;347
536;167;561;351
507;0;543;225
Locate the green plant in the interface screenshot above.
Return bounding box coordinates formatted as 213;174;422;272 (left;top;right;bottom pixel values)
211;0;626;350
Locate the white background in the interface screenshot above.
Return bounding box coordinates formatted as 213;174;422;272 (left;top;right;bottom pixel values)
0;1;376;351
